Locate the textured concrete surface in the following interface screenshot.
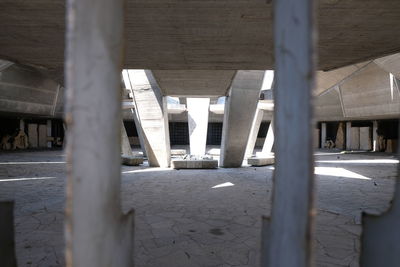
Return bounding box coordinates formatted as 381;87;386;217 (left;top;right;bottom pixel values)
171;159;218;169
247;157;274;167
153;71;236;97
0;150;398;266
1;1;400;71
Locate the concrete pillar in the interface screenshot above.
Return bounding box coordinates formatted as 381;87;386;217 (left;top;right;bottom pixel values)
122;70;147;157
373;120;378;152
321;122;327;148
19;119;25;132
187;98;210;156
264;0;315;265
65;0;134;265
28;124;38;148
129;69;171;167
220;70;265;167
46;120;52;148
121;121;133;157
245;108;264;158
360;127;372;150
346;121;352;150
261;120;274;154
38;124;47;148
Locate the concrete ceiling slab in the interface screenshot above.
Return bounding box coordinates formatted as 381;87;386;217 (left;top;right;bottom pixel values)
1;0;400;71
152;70;236;96
315;62;371;96
374;53;400;79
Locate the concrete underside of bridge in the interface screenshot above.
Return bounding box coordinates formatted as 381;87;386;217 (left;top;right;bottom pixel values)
1;0;400;74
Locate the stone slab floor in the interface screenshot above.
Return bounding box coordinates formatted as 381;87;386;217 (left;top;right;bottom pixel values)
0;150;398;267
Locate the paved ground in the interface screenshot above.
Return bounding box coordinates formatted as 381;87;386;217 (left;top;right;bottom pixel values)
0;149;398;267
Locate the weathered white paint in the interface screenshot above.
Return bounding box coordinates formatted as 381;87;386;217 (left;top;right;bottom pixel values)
361;130;400;266
263;0;316;266
261;120;274;155
321;123;327;148
187;98;210;156
65;0;134;265
245;108;264;158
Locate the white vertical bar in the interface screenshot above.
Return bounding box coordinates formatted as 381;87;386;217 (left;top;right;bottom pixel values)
372;120;378;152
65;0;134;266
264;0;316;266
187;98;210;156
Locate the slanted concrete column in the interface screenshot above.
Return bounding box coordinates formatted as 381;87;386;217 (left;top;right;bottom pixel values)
187;98;210;156
46;120;52;148
264;0;316;265
346;121;352;150
132;110;147;157
261;120;274;154
129;70;171;167
121;121;133;157
65;0;134;265
220;70;265;167
245;109;264;158
321;122;327;148
373;120;378;152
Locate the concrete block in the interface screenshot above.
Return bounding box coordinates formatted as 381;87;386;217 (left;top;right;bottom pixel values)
122;156;144;166
38;124;47;147
247;156;275;167
171;159;218;169
171;149;187;156
359;127;371;150
28;124;38;148
350;127;360;150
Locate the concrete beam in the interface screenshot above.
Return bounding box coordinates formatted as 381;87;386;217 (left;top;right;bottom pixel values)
220;70;265;168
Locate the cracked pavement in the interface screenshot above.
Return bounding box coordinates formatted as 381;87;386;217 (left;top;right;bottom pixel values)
0;150;397;266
